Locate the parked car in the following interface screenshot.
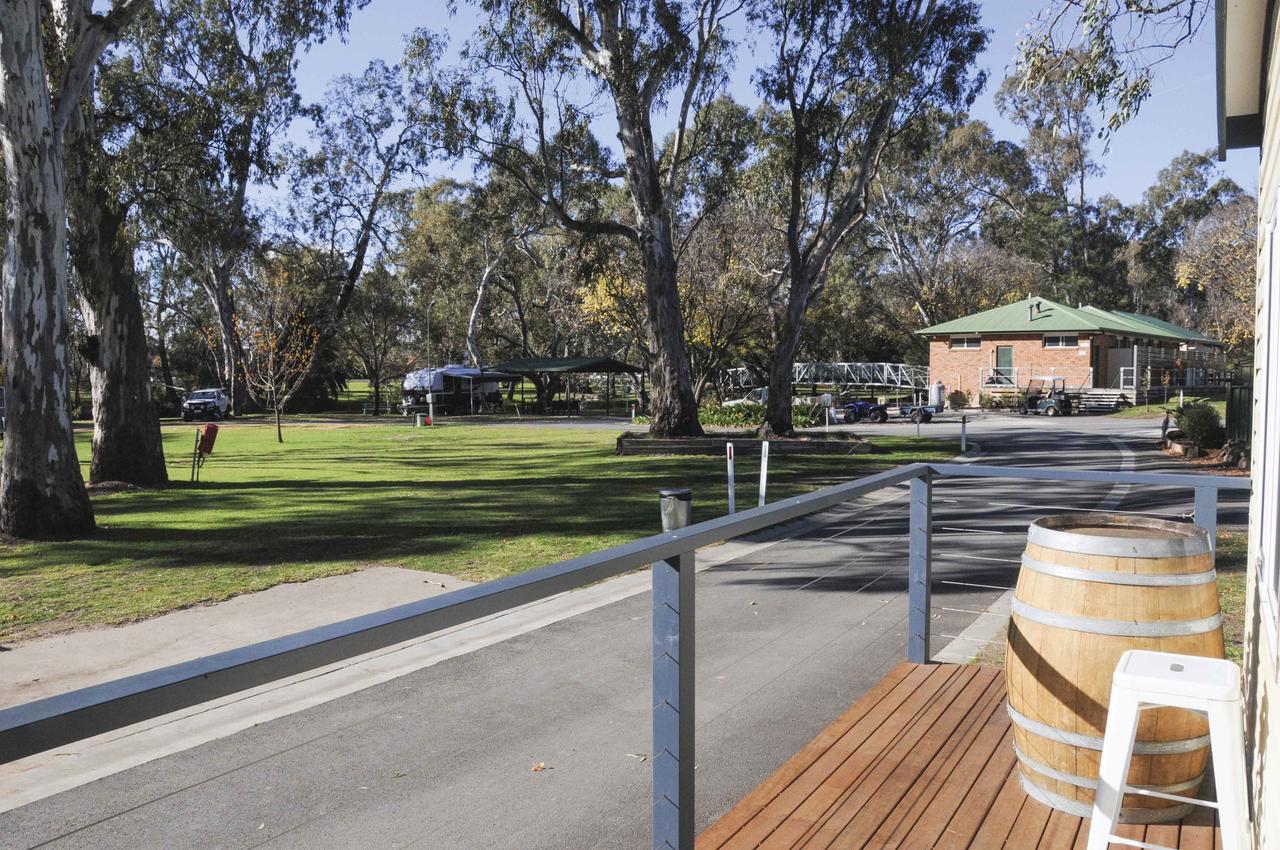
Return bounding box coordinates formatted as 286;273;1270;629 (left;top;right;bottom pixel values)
182;388;230;421
841;399;889;424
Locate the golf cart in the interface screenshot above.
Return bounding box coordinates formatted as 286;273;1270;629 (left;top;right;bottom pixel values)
1018;377;1073;417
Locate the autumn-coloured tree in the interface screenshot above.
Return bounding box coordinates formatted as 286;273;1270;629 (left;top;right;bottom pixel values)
239;258;320;443
1176;196;1258;353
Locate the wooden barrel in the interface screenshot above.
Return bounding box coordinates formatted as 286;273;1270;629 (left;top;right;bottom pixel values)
1005;514;1224;822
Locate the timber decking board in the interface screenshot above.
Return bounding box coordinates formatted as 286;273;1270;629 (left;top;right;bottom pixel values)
697;662;1222;850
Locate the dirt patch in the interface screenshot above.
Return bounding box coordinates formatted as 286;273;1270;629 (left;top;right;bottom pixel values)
86;480;147;495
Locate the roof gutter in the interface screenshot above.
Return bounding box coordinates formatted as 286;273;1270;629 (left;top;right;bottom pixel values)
1217;0;1229;160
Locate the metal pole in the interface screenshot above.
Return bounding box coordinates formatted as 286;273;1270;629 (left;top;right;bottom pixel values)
907;474;933;664
726;443;735;514
758;440;769;508
1194;486;1218;556
654;488;694;850
960;416;967;453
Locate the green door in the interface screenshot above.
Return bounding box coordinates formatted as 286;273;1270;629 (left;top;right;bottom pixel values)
995;346;1014;384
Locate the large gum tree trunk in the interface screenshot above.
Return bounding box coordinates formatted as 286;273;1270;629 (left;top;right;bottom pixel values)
68;172;168;486
0;0;95;537
202;271;243;414
763;292;809;437
640;217;702;437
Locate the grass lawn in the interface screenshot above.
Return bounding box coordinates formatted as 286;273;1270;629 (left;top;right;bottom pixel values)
1217;530;1248;664
1109;395;1226;419
0;422;958;642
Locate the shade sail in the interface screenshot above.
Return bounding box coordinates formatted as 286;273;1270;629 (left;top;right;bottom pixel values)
487;356;643;375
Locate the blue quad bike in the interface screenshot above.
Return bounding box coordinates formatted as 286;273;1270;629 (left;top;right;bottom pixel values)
841;399;890;424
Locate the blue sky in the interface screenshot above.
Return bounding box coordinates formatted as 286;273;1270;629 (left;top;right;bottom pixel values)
293;0;1258;205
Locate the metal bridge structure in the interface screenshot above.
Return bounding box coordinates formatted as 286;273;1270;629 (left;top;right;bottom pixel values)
723;362;931;392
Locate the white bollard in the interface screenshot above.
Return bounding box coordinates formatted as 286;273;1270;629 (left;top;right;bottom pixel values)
631;404;636;422
960;415;967;453
726;442;736;514
758;440;770;508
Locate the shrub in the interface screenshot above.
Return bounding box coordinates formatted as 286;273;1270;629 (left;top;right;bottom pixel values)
946;390;970;410
1173;401;1225;449
637;402;823;430
979;393;1017;410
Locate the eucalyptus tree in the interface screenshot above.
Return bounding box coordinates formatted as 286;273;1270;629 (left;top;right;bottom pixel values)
280;52;440;409
1016;1;1210;134
424;1;744;436
339;264;413;415
0;0;150;537
135;0;366;415
66;24;176;488
751;0;988;435
1129;151;1242;314
865;116;1032;331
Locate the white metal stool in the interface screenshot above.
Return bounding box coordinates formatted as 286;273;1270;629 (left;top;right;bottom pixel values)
1087;650;1250;850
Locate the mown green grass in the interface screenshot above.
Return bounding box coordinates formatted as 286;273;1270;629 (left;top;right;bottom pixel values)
1216;530;1248;664
1109;396;1226;419
0;423;958;641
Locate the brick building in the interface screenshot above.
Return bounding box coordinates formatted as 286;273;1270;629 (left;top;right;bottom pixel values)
917;296;1226;397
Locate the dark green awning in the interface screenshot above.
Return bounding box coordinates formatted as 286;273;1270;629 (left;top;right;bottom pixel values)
487;356;643;375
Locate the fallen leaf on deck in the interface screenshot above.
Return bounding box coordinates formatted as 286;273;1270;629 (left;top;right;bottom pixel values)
531;762;546;772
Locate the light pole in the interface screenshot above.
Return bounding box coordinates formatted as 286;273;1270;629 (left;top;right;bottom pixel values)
426;293;437;424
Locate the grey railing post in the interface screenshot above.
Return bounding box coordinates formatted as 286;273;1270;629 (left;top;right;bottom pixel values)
908;473;933;664
1194;486;1218;556
654;488;695;850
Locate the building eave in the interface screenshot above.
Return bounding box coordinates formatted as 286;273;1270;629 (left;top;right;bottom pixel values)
1217;0;1271;158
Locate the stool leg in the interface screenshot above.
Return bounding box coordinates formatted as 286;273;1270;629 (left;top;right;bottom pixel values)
1088;686;1142;850
1207;698;1250;850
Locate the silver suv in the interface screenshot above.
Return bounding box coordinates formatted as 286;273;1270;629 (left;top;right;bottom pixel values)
182;388;230;421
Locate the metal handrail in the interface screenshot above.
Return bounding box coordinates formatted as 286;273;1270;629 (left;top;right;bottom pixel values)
0;462;1252;849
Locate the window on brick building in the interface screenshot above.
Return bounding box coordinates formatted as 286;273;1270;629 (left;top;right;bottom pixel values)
949;336;981;349
1043;335;1078;348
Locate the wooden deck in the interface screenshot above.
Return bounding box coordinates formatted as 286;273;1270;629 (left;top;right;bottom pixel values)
698;662;1222;849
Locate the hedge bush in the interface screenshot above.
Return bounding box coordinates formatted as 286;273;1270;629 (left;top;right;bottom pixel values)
978;393;1018;410
946;390;970;410
636;402;823;429
1173;401;1225;449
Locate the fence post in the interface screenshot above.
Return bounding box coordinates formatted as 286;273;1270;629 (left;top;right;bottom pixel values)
1194;486;1218;556
908;473;933;664
654;488;695;850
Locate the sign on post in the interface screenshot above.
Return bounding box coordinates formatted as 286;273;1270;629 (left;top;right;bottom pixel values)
758;440;770;507
190;423;219;482
726;442;735;514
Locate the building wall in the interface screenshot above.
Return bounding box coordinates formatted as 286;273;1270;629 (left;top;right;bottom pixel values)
1245;6;1280;846
926;333;1098;399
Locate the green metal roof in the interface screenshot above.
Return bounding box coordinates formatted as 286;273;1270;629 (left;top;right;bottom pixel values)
487;356;643;374
1109;310;1217;345
916;296;1220;345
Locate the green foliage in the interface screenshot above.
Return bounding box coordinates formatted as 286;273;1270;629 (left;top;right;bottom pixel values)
946;390;970;410
1173;401;1225;449
979;393;1018;410
636;402;824;429
1014;1;1209;135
